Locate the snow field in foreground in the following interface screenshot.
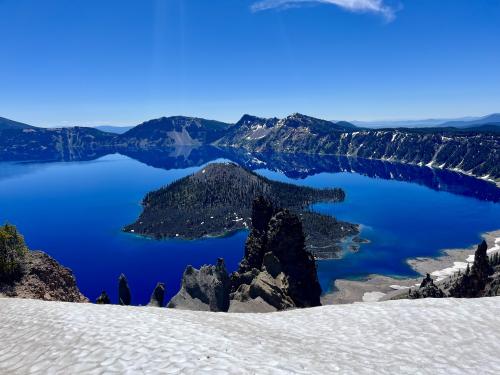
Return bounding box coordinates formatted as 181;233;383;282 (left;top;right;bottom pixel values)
1;297;500;374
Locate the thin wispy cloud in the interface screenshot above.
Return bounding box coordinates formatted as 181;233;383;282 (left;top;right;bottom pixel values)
251;0;396;21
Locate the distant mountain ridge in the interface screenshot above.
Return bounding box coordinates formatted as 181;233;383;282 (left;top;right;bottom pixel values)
351;113;500;129
441;113;500;128
0;117;35;130
117;116;233;147
0;113;498;182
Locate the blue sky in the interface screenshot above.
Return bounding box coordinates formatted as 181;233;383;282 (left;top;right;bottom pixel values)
1;0;499;127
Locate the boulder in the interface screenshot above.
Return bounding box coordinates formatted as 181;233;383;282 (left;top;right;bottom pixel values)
167;258;230;312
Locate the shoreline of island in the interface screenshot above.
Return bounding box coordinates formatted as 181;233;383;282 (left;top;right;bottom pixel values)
322;229;500;305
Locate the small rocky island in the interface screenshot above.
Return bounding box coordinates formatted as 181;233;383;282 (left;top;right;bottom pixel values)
125;162;359;258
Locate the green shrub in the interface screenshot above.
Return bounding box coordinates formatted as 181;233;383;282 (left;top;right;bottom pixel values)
0;223;28;280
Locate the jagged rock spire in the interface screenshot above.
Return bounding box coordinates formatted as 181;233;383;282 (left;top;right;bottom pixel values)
118;274;131;306
231;197;322;310
148;282;166;307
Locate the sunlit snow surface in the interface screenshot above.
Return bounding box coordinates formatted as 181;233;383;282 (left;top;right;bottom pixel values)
1;297;500;374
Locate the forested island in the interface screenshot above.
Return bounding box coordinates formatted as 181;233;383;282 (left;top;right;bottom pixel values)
125;163;359;259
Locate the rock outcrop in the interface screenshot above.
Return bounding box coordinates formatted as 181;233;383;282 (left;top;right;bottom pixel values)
409;274;445;299
168;197;323;313
406;241;500;300
118;274;132;306
0;224;87;302
96;291;111;304
167;258;231;312
148;282;166;307
230;198;322;312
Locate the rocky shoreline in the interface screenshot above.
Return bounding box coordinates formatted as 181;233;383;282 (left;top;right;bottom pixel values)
323;229;500;304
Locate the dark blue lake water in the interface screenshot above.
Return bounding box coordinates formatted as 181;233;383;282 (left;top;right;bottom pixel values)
1;151;499;305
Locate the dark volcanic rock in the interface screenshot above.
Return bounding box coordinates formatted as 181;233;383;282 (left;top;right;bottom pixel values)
96;291;111;304
266;210;322;307
148;282;166;307
0;251;88;302
409;274;445;299
229;197;322;312
167;258;231;312
238;196;275;273
118;274;132;306
0;224;87;302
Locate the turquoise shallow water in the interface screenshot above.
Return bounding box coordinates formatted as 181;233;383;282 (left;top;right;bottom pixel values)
0;153;499;304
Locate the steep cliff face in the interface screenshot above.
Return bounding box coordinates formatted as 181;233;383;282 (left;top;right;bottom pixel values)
0;126;115;161
217;114;500;180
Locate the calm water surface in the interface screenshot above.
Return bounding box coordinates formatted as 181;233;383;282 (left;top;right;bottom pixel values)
1;153;499;304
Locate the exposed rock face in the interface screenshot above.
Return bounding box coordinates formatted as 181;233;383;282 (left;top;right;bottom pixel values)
118;274;132;306
229;197;322;312
168;198;322;313
409;274;445;299
238;196;275;273
148;282;166;307
0;251;88;302
167;258;231;312
96;291;111;304
450;241;494;298
0;224;87;302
